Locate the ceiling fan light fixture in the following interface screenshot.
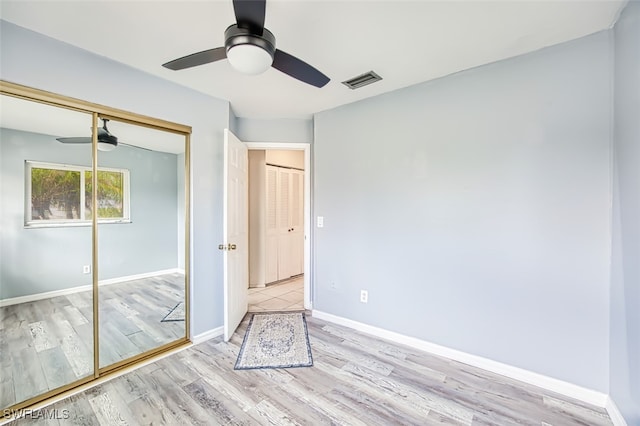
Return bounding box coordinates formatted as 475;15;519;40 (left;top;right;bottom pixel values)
97;123;118;151
227;44;273;75
97;140;117;152
224;25;275;75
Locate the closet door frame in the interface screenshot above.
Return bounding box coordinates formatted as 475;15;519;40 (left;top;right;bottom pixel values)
246;142;312;310
0;80;192;415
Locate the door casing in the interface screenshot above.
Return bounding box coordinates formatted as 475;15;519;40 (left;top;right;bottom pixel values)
245;142;312;310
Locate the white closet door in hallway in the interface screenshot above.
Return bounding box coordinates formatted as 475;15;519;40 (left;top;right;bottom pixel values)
266;165;304;282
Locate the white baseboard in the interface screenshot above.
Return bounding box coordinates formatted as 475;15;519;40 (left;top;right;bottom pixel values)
312;310;608;408
95;268;182;286
192;326;223;345
0;268;182;307
606;396;629;426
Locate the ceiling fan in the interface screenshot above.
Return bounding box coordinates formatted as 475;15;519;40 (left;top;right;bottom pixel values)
56;118;147;152
162;0;330;88
56;118;118;151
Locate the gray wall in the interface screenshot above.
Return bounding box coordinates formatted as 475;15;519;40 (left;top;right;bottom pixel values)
611;1;640;423
0;128;179;299
0;21;230;335
235;118;313;143
314;31;612;392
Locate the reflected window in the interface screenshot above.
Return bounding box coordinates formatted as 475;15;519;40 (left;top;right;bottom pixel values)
26;161;130;225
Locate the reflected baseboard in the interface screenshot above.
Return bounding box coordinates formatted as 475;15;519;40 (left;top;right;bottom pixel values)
0;268;183;307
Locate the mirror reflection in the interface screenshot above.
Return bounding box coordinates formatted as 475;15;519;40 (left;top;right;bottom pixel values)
96;118;187;368
0;95;95;407
0;94;188;410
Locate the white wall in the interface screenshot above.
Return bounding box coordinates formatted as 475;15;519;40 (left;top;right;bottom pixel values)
610;1;640;424
0;21;230;335
248;150;266;287
314;31;612;392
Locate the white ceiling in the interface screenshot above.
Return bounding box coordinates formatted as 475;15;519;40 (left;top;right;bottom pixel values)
0;0;626;119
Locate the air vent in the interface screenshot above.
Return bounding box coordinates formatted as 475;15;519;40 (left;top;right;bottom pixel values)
342;71;383;90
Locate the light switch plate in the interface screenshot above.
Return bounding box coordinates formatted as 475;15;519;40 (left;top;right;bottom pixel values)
317;216;324;228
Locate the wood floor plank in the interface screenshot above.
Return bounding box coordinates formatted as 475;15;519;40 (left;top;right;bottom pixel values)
37;346;76;391
542;395;611;426
61;305;90;327
12;346;49;403
0;376;15;410
329;382;446;426
28;321;56;353
87;390;134;426
63;395;101;426
110;369;155;406
181;378;252;425
134;368;212;425
127;391;182;425
154;356;201;388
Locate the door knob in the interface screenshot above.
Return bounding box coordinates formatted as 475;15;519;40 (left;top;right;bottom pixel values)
218;244;237;251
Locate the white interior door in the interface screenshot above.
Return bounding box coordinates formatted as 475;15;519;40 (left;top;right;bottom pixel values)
223;129;248;341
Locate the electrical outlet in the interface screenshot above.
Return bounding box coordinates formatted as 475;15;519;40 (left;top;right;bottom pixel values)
83;265;91;274
360;290;368;303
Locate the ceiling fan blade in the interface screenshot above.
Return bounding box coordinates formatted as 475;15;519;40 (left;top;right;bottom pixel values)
233;0;266;34
56;137;91;144
162;47;227;71
272;49;330;88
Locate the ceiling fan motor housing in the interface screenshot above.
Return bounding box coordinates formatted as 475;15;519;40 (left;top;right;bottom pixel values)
224;24;276;74
225;24;276;57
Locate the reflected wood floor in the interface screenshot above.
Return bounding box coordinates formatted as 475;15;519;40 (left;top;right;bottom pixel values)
6;313;612;425
0;274;185;409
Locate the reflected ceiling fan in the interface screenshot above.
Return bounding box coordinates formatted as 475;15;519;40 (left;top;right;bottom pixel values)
162;0;330;88
56;118;148;152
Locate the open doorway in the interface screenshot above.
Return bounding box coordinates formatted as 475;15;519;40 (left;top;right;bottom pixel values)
245;144;310;312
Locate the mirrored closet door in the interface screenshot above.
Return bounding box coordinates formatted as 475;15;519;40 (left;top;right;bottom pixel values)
96;117;187;370
0;95;95;408
0;82;190;414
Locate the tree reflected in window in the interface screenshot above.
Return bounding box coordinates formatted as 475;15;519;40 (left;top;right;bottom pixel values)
27;162;129;225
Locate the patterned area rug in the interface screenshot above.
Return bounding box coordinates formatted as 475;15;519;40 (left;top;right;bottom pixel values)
235;312;313;370
161;302;185;322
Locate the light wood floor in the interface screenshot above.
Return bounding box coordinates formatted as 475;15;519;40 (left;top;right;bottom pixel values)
5;313;612;425
0;274;185;409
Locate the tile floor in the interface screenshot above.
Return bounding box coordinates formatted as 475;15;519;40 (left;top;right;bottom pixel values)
248;276;304;312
